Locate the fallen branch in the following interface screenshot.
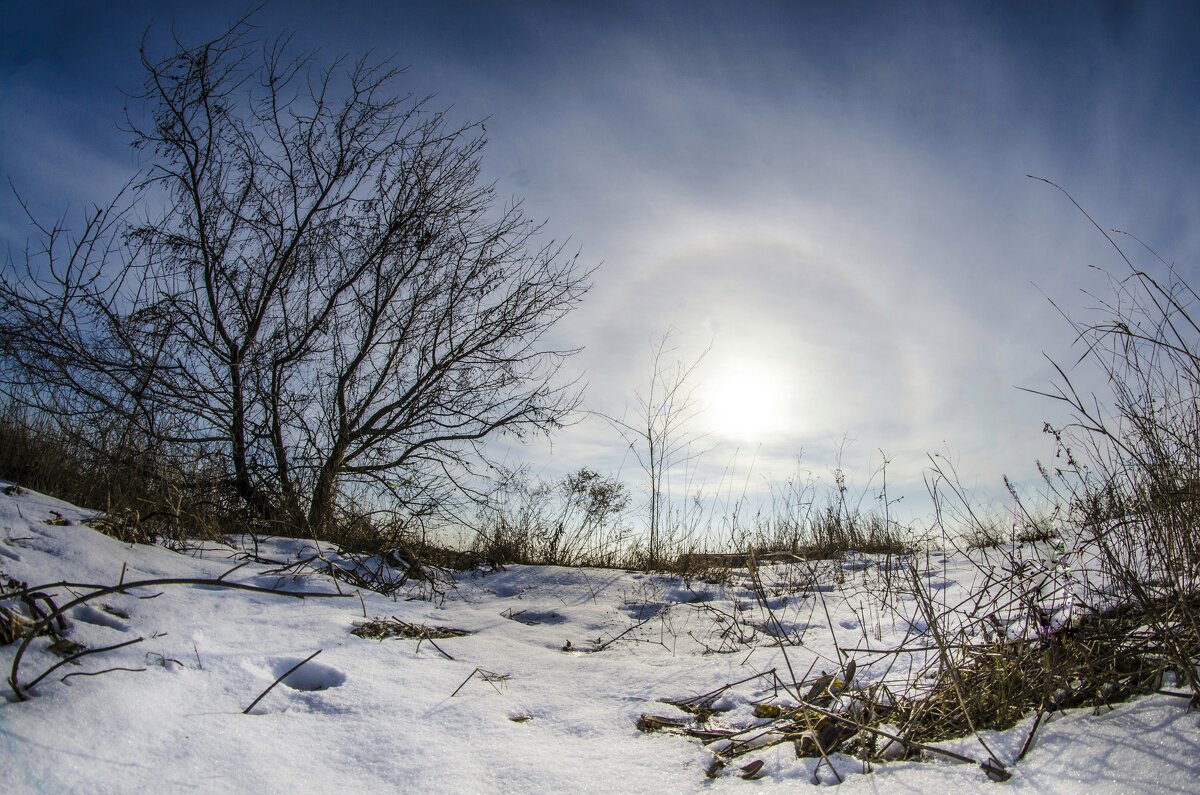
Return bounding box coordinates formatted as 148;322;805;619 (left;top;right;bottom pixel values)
589;610;665;652
8;572;349;701
24;636;146;693
417;626;456;661
61;666;146;683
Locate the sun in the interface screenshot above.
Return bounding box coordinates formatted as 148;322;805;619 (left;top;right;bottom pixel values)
704;359;788;442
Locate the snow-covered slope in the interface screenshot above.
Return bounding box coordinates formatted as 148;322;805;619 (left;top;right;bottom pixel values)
1;484;1195;793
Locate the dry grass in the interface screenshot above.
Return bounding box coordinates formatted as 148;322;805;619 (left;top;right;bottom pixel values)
896;595;1199;743
0;406;235;544
637;538;1199;782
351;617;471;641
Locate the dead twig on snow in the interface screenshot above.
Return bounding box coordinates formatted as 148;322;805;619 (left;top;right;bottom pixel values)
243;650;323;714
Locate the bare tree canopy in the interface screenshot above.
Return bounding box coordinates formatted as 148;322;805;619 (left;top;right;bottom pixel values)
0;19;591;536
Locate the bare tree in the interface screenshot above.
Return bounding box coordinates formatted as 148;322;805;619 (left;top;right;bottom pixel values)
0;20;590;537
604;332;709;566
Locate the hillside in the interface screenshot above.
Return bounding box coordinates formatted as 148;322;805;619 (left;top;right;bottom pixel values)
1;483;1194;793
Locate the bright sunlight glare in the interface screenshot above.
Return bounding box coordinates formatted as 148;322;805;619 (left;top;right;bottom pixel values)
703;358;789;443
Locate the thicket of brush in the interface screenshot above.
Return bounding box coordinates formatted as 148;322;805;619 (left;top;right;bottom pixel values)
0;406;431;556
0;406;240;544
878;211;1200;751
1035;222;1200;703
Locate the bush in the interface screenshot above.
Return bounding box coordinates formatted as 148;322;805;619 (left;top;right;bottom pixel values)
472;467;632;567
1032;188;1200;701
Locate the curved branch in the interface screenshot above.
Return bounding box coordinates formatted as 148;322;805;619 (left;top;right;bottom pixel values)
8;574;348;701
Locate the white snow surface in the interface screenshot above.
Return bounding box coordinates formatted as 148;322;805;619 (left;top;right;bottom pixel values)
1;484;1196;793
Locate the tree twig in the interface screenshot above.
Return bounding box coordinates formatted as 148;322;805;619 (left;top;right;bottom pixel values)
243;650;323;714
61;666;146;683
24;636;145;693
417;625;455;660
450;667;509;697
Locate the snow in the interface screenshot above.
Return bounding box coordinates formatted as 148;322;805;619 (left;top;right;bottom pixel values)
1;483;1196;793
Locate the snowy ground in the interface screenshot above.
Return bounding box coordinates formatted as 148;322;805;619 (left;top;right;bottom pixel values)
1;484;1196;793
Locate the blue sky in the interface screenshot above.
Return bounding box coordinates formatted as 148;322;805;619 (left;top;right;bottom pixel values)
4;1;1200;525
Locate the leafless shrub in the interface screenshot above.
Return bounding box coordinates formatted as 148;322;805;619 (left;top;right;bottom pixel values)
470;467;632;566
1024;179;1200;703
